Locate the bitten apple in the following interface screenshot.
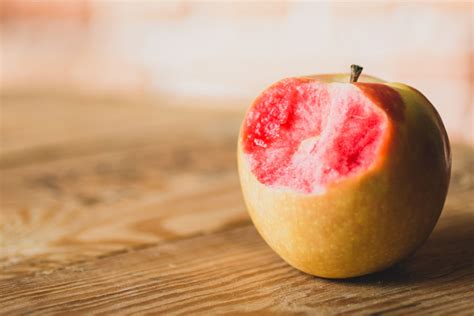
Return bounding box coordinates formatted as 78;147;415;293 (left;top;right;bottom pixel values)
237;65;451;278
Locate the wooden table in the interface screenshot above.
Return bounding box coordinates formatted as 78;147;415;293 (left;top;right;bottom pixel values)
1;91;473;315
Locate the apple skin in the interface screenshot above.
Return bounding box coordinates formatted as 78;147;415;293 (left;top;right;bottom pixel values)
237;73;451;278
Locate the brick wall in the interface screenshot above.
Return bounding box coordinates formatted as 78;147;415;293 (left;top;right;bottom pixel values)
1;0;472;142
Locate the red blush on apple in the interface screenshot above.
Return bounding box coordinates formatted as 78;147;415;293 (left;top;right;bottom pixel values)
242;78;386;194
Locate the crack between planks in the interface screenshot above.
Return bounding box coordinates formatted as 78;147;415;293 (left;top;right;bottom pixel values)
3;219;253;282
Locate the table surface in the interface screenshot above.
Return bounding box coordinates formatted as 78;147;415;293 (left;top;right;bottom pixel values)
1;91;473;315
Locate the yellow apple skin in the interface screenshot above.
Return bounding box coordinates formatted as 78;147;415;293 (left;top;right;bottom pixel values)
237;74;451;278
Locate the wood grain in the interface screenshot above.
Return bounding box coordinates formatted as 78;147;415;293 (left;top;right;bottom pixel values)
0;199;472;315
1;91;473;314
0;92;247;280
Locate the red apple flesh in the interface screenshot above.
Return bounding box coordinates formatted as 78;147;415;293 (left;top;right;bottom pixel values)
237;66;451;278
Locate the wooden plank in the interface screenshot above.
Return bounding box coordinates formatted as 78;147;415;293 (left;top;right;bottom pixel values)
0;91;244;154
0;200;472;315
0;92;248;280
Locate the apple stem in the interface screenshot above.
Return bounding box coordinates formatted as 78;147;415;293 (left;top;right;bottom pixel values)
350;64;363;83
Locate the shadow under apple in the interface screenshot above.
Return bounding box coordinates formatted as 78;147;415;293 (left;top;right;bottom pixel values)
339;209;474;285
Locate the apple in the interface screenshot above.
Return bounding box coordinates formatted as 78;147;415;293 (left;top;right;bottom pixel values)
237;65;451;278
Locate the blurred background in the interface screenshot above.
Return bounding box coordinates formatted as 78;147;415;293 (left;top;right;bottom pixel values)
1;0;473;142
0;0;473;280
